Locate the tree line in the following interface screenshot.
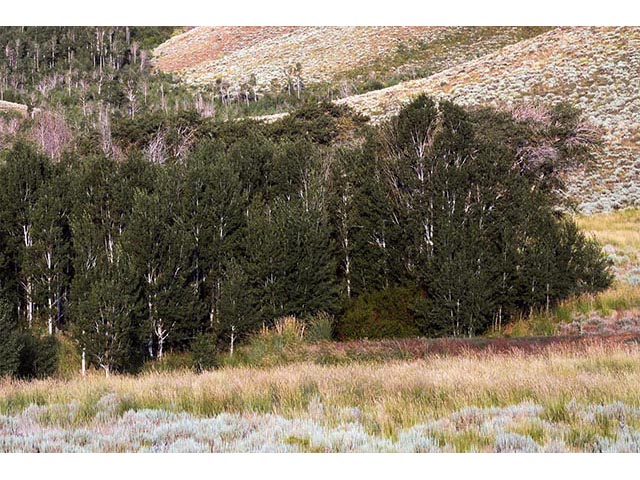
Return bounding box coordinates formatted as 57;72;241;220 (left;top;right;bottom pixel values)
0;96;612;377
0;26;321;129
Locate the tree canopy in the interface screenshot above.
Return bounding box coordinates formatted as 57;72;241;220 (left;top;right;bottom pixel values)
0;93;612;376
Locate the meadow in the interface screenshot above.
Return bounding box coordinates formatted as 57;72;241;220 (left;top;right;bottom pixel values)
2;341;640;452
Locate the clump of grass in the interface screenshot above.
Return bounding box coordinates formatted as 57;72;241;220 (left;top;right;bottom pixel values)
571;283;640;315
221;316;308;368
270;316;307;340
511;420;547;444
0;389;49;415
305;312;335;342
451;429;494;452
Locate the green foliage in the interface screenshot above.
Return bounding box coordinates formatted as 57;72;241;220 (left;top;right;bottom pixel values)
0;91;613;374
0;299;21;377
223;317;307;368
17;333;59;379
246;195;340;325
305;312;335;342
191;334;220;372
266;100;367;144
372;95;612;337
337;287;422;340
54;335;81;380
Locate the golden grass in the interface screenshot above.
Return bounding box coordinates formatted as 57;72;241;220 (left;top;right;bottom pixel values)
575;208;640;250
505;282;640;336
2;343;639;435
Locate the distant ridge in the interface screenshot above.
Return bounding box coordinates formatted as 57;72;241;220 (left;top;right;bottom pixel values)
153;27;548;89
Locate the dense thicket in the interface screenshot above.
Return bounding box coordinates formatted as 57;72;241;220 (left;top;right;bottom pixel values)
0;27;191;120
0;26;340;133
0;94;612;376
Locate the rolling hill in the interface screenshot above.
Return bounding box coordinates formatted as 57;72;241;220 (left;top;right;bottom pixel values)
153;27;550;90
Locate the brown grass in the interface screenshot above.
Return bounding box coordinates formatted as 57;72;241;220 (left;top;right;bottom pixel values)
575;209;640;250
2;342;639;432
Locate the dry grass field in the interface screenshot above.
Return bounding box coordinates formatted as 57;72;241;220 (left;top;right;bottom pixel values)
2;342;640;452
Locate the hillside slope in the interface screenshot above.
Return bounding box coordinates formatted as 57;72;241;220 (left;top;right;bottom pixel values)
153;27;549;90
338;27;640;212
154;26;638;213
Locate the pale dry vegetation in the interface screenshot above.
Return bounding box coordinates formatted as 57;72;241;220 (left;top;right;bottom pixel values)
575;208;640;286
2;343;640;451
576;209;640;251
153;27;547;92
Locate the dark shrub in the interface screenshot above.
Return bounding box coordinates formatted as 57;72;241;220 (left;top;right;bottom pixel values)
17;334;59;379
336;286;422;340
191;333;220;372
0;299;21;377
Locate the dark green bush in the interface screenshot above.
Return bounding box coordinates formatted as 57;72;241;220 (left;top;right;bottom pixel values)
191;334;220;372
336;286;422;340
0;299;21;377
17;334;59;379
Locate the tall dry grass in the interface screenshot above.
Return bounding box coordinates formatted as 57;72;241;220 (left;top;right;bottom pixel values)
575;208;640;250
2;343;639;432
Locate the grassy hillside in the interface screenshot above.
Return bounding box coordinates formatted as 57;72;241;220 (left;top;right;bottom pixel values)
153;27;549;92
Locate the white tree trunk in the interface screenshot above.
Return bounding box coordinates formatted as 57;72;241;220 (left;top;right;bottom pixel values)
157;335;164;360
47;295;54;335
25;278;34;328
229;325;236;357
154;318;171;360
22;224;34;328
